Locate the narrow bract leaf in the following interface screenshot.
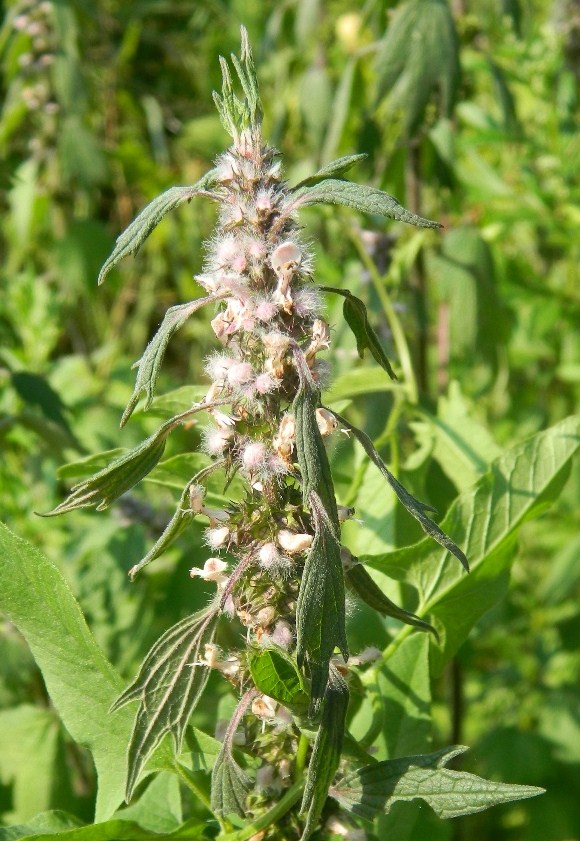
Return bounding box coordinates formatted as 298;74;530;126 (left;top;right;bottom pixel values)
97;171;217;285
42;416;180;515
127;480;195;580
296;492;348;714
121;296;222;427
292;179;441;228
293;154;367;190
300;668;349;840
248;647;309;712
345;563;436;638
211;690;256;818
321;286;397;380
330;409;469;571
111;607;219;800
332;745;544;822
292;347;339;522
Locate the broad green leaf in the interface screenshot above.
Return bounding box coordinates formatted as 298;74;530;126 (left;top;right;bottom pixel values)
0;816;208;840
0;811;82;841
292;154;367;190
331;745;544;821
248;647;309;711
44;412;196;515
375;0;459;136
111;606;219;800
292;179;441;228
211;691;255;818
112;772;181;834
296;492;348;714
97;171;217;286
121;296;221;426
300;668;349;841
323;367;400;405
410;381;501;491
365;415;580;669
331;409;469;571
345;564;436;637
0;523;134;820
320;287;396;380
146;386;209;418
0;705;66;820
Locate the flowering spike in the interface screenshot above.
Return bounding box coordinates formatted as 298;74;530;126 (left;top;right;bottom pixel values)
87;27;470;839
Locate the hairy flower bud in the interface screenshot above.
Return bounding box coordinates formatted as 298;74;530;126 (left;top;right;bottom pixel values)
277;530;313;554
316;407;338;436
190;557;229;583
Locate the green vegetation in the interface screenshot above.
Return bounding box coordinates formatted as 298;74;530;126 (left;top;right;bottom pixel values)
1;2;579;840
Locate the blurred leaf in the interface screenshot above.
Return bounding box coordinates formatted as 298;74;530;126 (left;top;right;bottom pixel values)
0;522;134;820
375;0;459;136
332;745;543;821
112;772;181;834
324;368;400;404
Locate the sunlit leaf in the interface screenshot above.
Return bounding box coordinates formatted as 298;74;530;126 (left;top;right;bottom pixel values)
293;153;367;190
111;606;219;800
332;745;544;821
121;296;222;427
292;179;441;228
248;647;309;712
366;415;580;669
97;171;217;285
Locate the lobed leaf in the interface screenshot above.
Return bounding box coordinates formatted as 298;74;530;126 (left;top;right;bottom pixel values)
121;295;223;427
111;606;220;801
211;690;256;818
321;286;397;380
296;492;348;715
292;153;367;190
332;745;544;822
330;409;469;571
300;667;349;840
292;179;441;228
345;563;436;638
97;171;217;286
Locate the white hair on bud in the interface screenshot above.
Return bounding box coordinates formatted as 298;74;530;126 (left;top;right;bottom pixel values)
292;285;324;318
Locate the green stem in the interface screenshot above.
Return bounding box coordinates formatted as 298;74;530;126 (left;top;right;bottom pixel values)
294;732;310;781
219;781;304;841
346;224;419;406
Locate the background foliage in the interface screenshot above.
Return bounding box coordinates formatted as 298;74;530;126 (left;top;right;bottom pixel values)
1;1;579;839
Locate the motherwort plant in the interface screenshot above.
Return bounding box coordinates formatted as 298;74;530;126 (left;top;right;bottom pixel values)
48;29;542;841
